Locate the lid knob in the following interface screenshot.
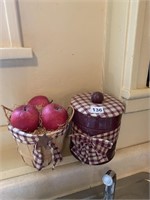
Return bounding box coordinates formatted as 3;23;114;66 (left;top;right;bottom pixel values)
91;91;104;104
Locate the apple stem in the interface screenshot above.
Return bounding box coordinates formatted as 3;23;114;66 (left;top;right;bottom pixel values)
55;106;61;111
24;106;27;111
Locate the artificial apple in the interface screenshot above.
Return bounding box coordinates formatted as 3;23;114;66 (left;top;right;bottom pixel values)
91;91;104;104
10;105;39;132
41;103;68;131
28;95;50;109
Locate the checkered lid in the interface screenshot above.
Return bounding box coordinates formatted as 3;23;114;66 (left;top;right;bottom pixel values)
71;92;125;118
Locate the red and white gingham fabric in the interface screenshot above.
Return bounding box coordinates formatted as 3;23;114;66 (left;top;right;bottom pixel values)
8;125;66;170
70;123;120;164
71;92;125;118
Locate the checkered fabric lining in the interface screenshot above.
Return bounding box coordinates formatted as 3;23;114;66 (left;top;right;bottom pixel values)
8;125;66;170
70;123;120;165
71;92;125;118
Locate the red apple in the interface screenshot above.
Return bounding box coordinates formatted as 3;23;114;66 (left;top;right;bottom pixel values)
41;103;68;131
10;105;39;132
28;95;50;109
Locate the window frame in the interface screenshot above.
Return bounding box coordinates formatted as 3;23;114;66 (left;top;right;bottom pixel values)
120;0;150;100
0;0;32;60
104;0;150;113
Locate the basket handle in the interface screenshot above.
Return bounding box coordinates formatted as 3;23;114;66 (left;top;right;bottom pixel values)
67;105;74;123
1;105;13;122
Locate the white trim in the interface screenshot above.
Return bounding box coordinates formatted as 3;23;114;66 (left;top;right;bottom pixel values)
0;48;33;59
121;0;149;98
121;88;150;100
123;97;150;113
130;0;147;89
122;0;140;91
121;87;150;113
3;0;21;47
0;0;33;59
104;0;149;112
120;0;150;112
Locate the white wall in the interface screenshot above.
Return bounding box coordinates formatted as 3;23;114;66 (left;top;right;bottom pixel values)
0;0;106;125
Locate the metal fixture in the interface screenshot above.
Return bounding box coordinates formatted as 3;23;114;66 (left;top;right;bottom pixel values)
102;170;116;200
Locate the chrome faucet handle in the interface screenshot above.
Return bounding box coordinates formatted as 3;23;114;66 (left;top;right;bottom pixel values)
102;170;116;200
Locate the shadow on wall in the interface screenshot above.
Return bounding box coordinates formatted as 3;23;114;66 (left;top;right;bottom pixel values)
0;52;38;68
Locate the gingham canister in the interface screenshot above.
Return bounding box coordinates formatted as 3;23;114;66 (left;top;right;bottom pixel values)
70;92;125;165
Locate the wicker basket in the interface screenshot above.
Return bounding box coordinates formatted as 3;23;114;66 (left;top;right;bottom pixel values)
2;105;74;170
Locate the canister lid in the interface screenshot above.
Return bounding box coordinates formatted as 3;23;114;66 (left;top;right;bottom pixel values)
71;92;125;118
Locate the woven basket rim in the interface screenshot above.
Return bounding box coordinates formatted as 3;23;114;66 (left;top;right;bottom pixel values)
8;124;68;137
